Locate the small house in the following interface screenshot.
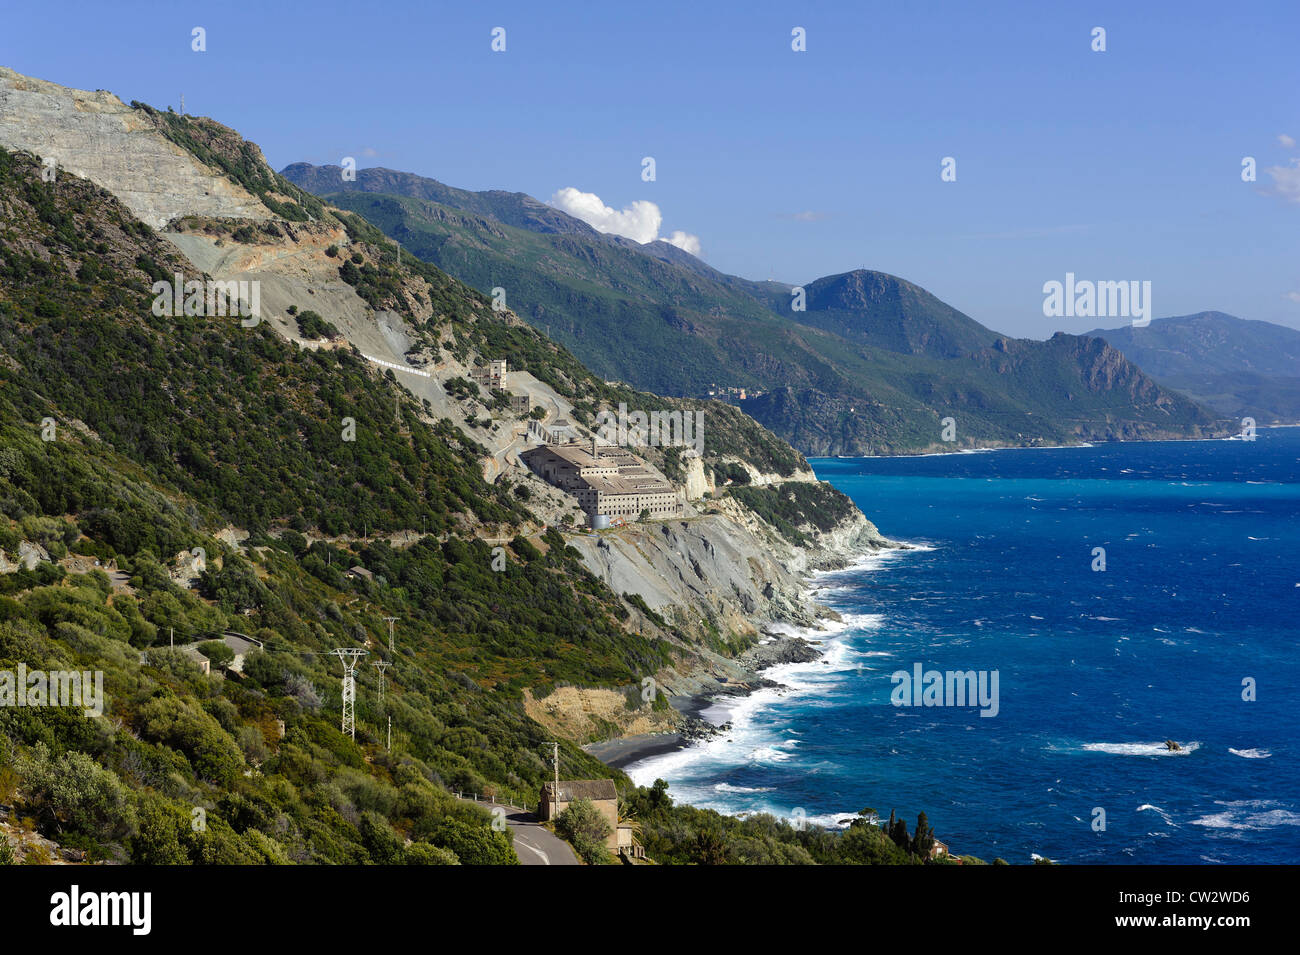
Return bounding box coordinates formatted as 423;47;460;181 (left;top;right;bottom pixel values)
539;779;643;858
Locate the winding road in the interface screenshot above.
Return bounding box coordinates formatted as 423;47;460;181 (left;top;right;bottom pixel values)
462;798;580;865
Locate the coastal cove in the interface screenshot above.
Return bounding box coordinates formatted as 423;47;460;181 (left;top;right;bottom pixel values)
619;428;1300;864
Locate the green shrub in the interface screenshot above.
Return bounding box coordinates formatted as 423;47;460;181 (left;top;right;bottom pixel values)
17;743;134;840
294;310;338;340
554;798;612;865
197;640;235;668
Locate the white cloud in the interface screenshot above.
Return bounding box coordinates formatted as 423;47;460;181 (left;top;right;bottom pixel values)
550;187;701;256
1279;134;1296;148
1264;158;1300;203
663;230;702;256
1287;291;1300;304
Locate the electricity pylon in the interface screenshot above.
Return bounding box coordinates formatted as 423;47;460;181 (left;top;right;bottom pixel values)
382;616;399;652
372;660;391;701
330;648;368;739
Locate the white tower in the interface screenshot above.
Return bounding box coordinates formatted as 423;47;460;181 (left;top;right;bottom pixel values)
331;648;368;739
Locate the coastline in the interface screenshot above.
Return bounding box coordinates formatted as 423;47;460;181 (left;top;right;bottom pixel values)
594;542;918;784
830;424;1298;461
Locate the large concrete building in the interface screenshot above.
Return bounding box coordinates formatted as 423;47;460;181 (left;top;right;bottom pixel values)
522;440;682;521
470;359;507;392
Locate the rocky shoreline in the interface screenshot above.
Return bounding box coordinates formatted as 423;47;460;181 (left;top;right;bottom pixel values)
586;507;910;774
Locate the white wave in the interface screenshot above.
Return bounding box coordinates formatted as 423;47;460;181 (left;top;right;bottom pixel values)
1229;748;1272;759
748;745;794;763
627;540;922;813
1137;804;1176;826
1082;741;1201;757
796;809;862;830
713;783;774;794
1191;800;1300;831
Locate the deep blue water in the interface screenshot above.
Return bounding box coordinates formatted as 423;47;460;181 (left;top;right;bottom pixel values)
629;428;1299;864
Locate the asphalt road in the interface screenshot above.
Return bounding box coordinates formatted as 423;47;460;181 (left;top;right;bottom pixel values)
464;798;580;866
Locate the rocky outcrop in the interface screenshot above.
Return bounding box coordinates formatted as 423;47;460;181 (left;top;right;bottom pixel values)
569;482;899;643
0;540;49;573
0;67;271;229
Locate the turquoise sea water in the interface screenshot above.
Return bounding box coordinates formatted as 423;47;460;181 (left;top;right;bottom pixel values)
628;428;1299;863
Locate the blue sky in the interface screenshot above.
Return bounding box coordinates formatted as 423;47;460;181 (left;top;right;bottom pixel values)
5;0;1299;337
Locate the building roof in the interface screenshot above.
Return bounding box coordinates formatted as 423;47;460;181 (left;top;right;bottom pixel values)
582;474;674;495
545;779;618;802
525;442;645;470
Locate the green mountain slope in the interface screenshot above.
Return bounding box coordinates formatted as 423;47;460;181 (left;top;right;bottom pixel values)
282;164;1223;454
1;107;932;865
1085;312;1300;423
787;270;999;358
0;145;659;864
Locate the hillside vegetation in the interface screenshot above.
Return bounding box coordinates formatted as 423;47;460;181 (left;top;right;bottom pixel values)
0;144;954;865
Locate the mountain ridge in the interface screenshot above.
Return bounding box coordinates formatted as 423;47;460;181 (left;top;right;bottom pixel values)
281;162;1224;454
1085;311;1300;423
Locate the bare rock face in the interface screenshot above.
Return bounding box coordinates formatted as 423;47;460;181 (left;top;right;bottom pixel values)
0;67;271;229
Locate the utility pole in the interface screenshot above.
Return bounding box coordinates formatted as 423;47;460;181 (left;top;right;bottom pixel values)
180;94;184;116
382;616;399;652
330;648;368;740
546;741;560;817
372;660;391;701
387;716;392;753
169;627;174;651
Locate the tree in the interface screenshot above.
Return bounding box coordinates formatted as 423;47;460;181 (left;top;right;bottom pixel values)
647;778;672;813
889;814;910;851
692;827;727;865
295;310;337;340
17;743;134;840
405;842;460;865
359;811;404;864
554;798;612;865
911;811;935;859
429;818;517;866
197;640;235;669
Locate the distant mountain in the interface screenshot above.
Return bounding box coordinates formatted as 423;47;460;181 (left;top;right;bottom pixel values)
1086;312;1300;423
280;162;593;235
790;270;1000;359
283;162;1225;454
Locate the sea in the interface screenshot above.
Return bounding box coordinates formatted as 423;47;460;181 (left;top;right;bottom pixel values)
627;427;1300;864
